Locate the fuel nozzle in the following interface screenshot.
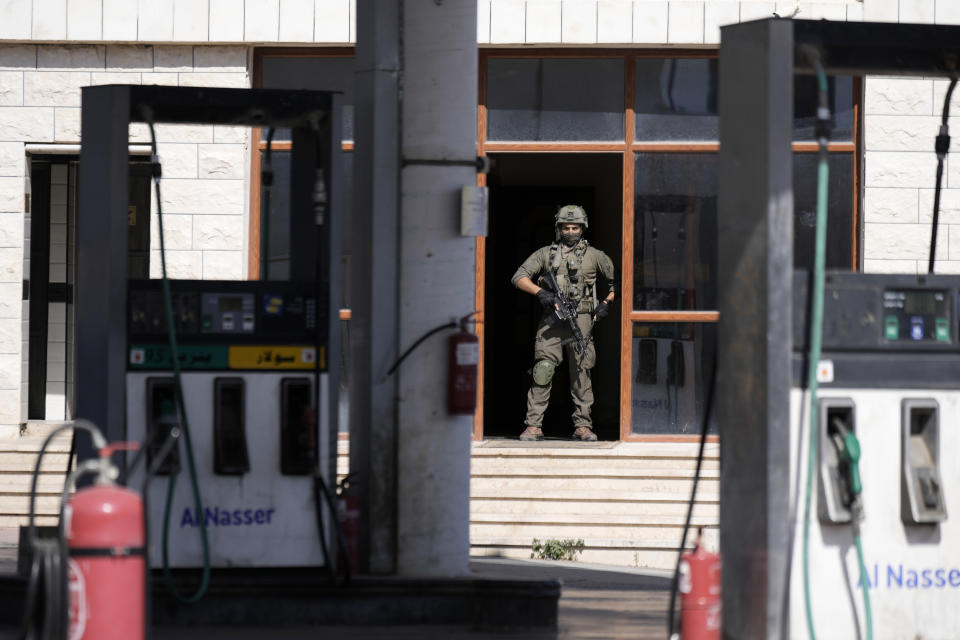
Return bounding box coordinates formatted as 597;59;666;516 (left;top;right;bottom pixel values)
829;415;863;518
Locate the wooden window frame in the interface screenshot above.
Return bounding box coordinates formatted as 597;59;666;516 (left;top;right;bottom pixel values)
248;47;861;444
475;48;862;443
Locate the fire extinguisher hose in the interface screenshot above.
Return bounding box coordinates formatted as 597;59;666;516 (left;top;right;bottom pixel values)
146;116;212;605
665;354;717;639
20;420;108;640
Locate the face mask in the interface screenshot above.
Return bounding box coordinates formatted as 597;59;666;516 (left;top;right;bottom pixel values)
562;231;582;247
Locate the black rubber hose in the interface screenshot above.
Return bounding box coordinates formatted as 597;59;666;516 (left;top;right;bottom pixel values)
316;472;352;586
928;77;958;273
311;472;333;576
666;353;717;639
381;322;457;381
20;421;106;640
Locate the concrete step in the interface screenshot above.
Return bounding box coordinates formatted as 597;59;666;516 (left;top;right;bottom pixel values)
0;495;62;516
471;545;683;570
472;441;719;459
470;511;718;528
0;473;66;494
0;436;72;453
472;458;719;479
0;452;71;473
470;498;718;518
0;515;59;527
470;522;716;545
0;431;74;528
468;441;719;571
18;421;74;439
470;476;719;498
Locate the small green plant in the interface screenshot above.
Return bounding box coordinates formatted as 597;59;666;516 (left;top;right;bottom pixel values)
531;538;585;561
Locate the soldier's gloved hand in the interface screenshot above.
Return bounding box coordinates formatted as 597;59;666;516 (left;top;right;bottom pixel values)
594;300;610;319
536;289;557;308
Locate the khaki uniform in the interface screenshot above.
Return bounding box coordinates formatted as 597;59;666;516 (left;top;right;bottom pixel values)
511;240;616;428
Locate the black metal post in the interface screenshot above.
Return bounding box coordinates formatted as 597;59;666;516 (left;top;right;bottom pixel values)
718;19;795;639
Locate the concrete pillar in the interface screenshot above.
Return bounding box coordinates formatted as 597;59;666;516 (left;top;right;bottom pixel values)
352;0;401;574
396;0;477;577
352;0;477;577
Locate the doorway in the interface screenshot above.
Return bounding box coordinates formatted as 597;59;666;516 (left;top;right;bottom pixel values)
483;153;622;440
25;158;151;421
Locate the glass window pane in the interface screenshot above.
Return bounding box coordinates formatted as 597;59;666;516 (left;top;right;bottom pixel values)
634;152;854;308
793;153;854;270
260;150;291;280
634;58;854;142
633;153;718;311
486;58;625;141
260;56;355;141
794;75;854;142
631;322;716;435
258;149;354;284
634;58;718;141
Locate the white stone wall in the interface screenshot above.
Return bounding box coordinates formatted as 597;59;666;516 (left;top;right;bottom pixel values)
863;78;960;274
0;0;358;44
480;0;863;45
850;2;960;274
0;43;250;431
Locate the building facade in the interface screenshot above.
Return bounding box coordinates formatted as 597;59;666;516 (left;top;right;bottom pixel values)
0;0;957;562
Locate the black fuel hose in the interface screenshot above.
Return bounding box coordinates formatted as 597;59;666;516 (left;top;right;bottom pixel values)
666;353;717;639
19;421;107;640
928;77;958;273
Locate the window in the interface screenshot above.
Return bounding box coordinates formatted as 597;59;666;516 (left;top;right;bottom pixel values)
479;52;860;440
486;58;625;141
252;50;355;281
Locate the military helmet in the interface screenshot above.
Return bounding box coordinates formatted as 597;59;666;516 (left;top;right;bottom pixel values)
555;205;588;229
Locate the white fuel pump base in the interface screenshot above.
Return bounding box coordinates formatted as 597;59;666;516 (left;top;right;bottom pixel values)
788;387;960;639
126;372;331;568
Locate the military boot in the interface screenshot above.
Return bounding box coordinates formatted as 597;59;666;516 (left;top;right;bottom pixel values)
519;426;543;441
572;426;597;441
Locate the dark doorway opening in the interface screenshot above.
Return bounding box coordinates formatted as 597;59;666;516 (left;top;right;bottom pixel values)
484;153;622;441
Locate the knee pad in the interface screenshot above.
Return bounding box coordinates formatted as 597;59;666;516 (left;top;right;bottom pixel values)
532;359;556;386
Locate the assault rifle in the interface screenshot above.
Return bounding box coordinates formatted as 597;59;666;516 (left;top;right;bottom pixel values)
542;269;587;355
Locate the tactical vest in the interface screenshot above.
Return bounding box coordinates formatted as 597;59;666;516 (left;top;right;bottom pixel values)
548;241;596;314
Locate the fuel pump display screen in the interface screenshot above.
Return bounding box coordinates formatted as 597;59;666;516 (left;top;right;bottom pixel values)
883;289;950;342
218;296;244;312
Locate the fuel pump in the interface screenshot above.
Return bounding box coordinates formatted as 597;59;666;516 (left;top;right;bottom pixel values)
73;85;343;581
716;18;960;640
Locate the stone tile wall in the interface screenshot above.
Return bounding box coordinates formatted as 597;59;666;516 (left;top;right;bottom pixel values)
863;77;960;274
0;0;358;43
0;43;250;431
481;0;865;45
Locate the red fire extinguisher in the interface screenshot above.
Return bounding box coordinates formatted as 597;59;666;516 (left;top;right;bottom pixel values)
447;314;480;414
66;443;144;640
678;531;721;640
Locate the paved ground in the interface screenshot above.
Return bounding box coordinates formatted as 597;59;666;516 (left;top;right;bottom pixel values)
0;528;672;639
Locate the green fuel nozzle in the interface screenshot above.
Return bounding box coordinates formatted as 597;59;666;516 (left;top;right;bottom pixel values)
841;431;862;496
830;416;862;497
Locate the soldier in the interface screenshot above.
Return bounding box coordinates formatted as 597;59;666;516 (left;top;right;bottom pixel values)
511;205;617;441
